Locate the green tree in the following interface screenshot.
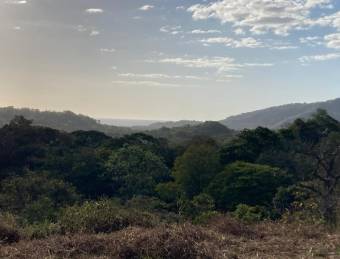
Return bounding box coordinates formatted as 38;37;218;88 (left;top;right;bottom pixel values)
220;127;280;165
207;162;290;211
172;139;222;198
106;146;170;199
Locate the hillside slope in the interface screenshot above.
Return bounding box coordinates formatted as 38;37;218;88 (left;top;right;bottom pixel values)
147;121;236;144
0;107;132;137
221;98;340;130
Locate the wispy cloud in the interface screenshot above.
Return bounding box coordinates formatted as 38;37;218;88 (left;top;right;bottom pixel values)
118;73;209;81
112;80;184;88
299;53;340;62
90;30;100;36
100;48;116;53
325;33;340;49
85;8;104;14
201;37;265;48
140;5;154;11
190;29;221;34
5;0;27;4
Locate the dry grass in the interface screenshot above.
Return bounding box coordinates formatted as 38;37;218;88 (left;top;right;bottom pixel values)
1;218;340;259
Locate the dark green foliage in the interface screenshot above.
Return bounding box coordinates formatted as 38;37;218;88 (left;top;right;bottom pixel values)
146;121;236;145
172;139;222;198
179;193;215;219
207;162;290;211
0;172;80;223
156;181;180;204
106;145;171;199
60;199;160;234
1;110;340;234
232;204;269;223
220;127;280;164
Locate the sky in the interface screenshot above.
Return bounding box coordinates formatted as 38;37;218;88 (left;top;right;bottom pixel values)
1;0;340;121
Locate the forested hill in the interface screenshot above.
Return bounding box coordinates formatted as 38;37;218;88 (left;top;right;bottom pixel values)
221;98;340;130
0;107;234;144
146;121;236;145
0;107;132;137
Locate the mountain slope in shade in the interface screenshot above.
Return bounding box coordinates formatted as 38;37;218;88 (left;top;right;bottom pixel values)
221;98;340;130
132;120;202;131
0;107;132;137
147;121;236;145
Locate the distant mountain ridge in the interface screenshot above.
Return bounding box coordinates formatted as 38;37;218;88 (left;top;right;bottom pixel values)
0;107;233;144
2;97;340;140
220;98;340;130
0;107;132;137
132;120;202;131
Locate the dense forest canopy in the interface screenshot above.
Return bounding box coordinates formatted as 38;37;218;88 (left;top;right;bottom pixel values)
1;110;340;226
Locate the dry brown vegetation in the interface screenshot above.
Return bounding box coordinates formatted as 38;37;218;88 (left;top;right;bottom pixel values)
1;216;340;259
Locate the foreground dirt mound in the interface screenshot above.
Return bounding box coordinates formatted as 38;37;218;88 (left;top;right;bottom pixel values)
1;220;340;258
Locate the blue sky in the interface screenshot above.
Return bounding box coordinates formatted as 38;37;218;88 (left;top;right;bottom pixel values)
1;0;340;120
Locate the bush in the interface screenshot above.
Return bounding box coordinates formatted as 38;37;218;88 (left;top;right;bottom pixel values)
233;204;269;223
59;199;160;234
22;221;61;240
179;193;215;219
0;172;80;223
193;211;220;225
0;213;20;244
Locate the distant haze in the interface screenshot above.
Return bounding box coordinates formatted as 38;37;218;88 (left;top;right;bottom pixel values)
99;119;162;127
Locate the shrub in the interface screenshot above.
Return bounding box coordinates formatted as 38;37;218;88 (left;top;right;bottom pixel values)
193;211;220;225
233;204;269;223
0;213;20;244
22;221;61;239
59;199;160;234
179;193;215;219
0;172;80;223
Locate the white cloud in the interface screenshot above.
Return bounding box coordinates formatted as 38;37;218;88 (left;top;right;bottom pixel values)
299;36;323;46
5;0;27;4
75;25;100;37
155;56;241;72
299;53;340;62
188;0;333;36
90;30;100;36
112;80;183;88
76;25;87;32
118;73;209;80
201;37;265;48
100;48;116;53
140;5;154;11
234;28;245;35
313;11;340;30
13;26;22;30
324;33;340;49
160;26;183;35
190;29;221;34
85;8;104;14
244;63;274;67
148;56;274;74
